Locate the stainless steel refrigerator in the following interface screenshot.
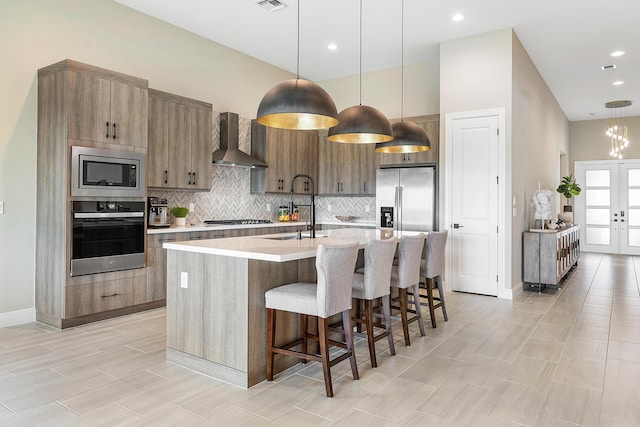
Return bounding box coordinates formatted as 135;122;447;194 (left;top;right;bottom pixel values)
376;166;437;232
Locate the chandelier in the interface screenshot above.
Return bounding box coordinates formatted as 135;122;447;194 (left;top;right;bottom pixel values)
605;100;632;159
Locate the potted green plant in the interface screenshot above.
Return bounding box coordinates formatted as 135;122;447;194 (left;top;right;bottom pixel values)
556;174;581;224
171;206;189;227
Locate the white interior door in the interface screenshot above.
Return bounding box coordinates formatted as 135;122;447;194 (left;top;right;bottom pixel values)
450;115;499;296
575;160;640;255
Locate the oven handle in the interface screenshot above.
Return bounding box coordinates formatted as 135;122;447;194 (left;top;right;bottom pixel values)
74;212;144;219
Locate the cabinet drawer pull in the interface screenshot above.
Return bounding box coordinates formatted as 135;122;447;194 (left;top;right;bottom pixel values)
106;122;110;138
164;170;168;184
193;172;196;185
101;293;120;298
188;172;192;185
112;123;117;139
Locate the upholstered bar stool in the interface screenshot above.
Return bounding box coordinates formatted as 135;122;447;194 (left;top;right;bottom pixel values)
419;230;449;328
265;243;359;398
390;233;427;346
351;237;399;368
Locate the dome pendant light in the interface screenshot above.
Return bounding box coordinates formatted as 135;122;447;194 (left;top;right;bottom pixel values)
256;0;338;130
328;0;393;143
376;0;430;153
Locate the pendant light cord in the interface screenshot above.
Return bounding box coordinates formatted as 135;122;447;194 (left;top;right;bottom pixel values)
359;0;362;105
400;0;404;120
296;0;300;79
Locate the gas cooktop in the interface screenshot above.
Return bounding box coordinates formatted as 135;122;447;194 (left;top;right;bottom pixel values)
204;219;273;225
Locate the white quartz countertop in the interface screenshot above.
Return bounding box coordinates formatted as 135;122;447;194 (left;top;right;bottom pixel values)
163;228;421;262
148;220;375;234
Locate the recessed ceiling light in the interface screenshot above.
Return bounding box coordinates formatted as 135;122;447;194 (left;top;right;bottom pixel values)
328;44;337;51
451;13;464;22
610;50;626;57
613;81;624;86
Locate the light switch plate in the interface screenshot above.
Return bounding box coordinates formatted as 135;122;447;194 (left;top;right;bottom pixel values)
180;272;188;288
189;203;195;214
0;201;3;214
327;205;332;212
266;203;271;211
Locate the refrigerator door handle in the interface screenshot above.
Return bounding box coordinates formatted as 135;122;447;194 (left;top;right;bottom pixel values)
394;186;399;231
396;186;402;231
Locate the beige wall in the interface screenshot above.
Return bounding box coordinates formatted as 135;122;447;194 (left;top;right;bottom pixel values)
439;28;569;292
439;29;514;292
0;0;294;316
319;61;440;117
511;31;569;289
570;117;640;165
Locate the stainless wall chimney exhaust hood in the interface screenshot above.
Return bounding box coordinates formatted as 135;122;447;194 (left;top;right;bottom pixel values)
213;112;267;168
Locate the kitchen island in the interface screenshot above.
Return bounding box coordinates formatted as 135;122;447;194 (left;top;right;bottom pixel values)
163;228;402;388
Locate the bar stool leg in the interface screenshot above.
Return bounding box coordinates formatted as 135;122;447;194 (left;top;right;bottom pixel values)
399;288;411;346
266;308;276;381
318;317;333;397
364;299;377;368
381;294;395;356
301;314;308;363
412;283;426;337
436;276;448;321
427;278;437;328
342;310;359;381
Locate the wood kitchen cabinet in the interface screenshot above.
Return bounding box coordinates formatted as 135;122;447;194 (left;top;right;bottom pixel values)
378;114;439;166
147;226;302;305
66;63;148;148
318;130;378;195
147;89;212;190
36;60;156;329
250;121;319;194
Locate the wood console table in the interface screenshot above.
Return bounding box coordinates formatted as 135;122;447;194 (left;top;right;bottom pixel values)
523;225;580;291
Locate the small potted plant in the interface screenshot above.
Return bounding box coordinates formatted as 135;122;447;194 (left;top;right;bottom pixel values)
556;174;581;224
171;206;189;227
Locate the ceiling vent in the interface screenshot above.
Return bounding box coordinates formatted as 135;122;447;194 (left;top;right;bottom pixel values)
601;64;617;70
257;0;285;12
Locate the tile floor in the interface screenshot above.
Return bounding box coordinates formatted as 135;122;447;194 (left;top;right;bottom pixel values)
1;252;639;426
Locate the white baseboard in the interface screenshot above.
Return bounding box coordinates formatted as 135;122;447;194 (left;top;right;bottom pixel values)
0;308;36;327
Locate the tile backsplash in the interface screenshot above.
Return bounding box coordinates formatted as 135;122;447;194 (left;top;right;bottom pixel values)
149;167;375;224
148;112;376;225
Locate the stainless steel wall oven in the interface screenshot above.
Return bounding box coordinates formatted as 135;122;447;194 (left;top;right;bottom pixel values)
71;201;145;276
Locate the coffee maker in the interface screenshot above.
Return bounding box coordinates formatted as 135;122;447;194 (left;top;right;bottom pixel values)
148;197;170;228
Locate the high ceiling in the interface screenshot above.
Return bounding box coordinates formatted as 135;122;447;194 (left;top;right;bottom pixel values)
114;0;640;122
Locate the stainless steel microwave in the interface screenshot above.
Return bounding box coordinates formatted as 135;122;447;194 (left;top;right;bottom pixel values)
71;146;145;198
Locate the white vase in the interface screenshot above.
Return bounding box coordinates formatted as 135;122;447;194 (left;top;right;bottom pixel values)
558;211;573;224
174;217;186;226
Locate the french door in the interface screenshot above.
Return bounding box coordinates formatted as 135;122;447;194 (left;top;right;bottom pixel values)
574;160;640;255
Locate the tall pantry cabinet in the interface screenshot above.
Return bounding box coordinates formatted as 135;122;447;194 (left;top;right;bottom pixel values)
36;60;155;329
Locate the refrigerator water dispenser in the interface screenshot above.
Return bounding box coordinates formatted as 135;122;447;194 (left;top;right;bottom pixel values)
380;207;394;228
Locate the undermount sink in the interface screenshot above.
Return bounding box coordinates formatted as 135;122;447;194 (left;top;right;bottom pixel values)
260;233;327;241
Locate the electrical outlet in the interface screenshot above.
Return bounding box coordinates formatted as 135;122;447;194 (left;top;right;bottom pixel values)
266;203;271;211
365;205;370;213
180;272;188;288
189;203;195;214
327;204;332;212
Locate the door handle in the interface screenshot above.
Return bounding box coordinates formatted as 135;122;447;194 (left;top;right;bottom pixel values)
453;223;464;229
